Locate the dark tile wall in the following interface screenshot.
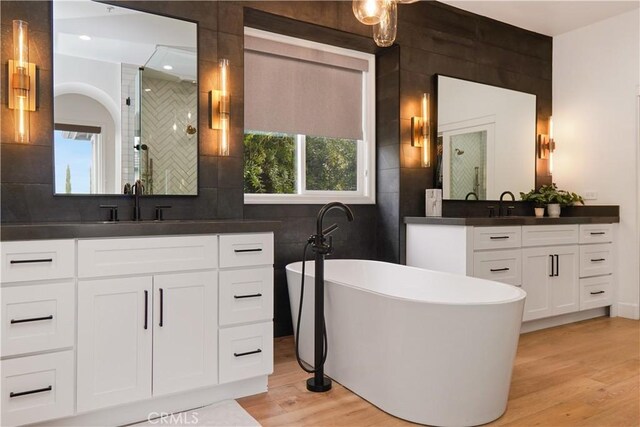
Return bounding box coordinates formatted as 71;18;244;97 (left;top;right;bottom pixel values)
1;0;552;336
394;2;552;263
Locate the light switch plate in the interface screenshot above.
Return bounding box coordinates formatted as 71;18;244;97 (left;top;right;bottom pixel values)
584;191;598;200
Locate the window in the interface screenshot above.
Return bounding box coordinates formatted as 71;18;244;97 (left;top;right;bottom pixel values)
54;123;102;194
243;28;375;204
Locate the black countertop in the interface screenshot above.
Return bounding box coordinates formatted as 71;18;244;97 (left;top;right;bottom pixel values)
0;220;280;241
404;216;620;226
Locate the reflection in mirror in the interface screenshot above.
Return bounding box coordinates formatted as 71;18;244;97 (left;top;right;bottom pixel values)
435;75;536;200
53;0;198;195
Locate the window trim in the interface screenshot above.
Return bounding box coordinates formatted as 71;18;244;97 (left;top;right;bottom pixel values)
243;27;376;205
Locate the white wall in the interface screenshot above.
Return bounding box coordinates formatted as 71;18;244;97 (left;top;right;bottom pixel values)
553;9;640;319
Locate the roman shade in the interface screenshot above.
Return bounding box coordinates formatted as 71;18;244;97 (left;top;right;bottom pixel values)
244;35;367;141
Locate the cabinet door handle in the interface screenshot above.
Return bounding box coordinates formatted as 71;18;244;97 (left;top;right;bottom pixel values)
554;254;560;276
590;232;606;235
10;258;53;264
10;385;52;398
234;248;263;253
234;349;262;357
490;268;510;272
591;258;606;262
10;315;53;324
489;236;509;240
159;288;164;327
590;290;605;295
144;290;148;330
234;293;263;299
549;255;555;277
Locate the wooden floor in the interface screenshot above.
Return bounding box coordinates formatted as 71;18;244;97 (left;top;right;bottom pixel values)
238;317;640;426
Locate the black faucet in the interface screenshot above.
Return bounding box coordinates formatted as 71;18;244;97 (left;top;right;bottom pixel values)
499;191;516;217
132;180;144;221
465;192;478;200
306;202;354;394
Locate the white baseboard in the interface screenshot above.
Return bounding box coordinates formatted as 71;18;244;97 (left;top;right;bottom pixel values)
617;302;640;319
39;376;268;427
520;307;609;333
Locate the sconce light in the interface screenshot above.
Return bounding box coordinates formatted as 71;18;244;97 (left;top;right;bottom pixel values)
537;116;556;174
209;58;230;156
411;93;430;167
8;20;37;143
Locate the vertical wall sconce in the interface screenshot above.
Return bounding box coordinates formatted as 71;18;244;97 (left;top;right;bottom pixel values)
411;93;431;167
209;58;230;156
537;116;556;175
8;20;36;143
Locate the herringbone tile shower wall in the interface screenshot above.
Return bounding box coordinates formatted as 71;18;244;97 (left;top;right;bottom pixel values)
141;77;198;195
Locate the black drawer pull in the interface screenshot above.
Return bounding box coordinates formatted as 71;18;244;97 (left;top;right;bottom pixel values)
10;315;53;324
159;288;164;327
234;248;263;253
234;293;263;299
10;258;53;264
590;232;606;235
590;290;605;295
144;290;149;330
234;349;262;357
591;258;606;262
490;268;510;272
489;236;509;240
10;385;52;398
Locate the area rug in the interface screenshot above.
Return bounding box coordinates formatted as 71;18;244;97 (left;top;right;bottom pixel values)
133;400;261;427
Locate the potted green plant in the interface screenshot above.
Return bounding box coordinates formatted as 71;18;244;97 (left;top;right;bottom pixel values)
519;189;547;217
520;184;584;218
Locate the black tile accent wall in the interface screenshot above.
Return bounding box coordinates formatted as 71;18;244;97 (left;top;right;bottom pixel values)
1;1;552;336
0;0;244;223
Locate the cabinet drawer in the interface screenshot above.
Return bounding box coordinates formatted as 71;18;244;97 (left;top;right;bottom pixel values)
522;225;579;247
1;240;75;283
473;250;522;286
580;276;613;310
78;235;217;278
1;350;74;427
579;224;613;244
219;268;274;326
219;233;274;268
1;282;75;357
579;244;613;278
473;227;521;250
219;322;273;384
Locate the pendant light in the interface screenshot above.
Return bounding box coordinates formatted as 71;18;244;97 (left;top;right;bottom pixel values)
373;0;397;47
352;0;386;25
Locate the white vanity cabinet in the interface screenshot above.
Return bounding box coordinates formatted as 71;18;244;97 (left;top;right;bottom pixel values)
217;234;274;385
0;240;76;427
406;222;615;328
578;224;613;310
77;235;222;412
1;232;274;427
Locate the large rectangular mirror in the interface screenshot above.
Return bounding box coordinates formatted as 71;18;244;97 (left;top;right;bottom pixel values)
53;0;198;195
435;75;536;200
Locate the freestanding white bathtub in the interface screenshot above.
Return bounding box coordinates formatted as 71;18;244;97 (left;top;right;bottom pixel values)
286;259;526;426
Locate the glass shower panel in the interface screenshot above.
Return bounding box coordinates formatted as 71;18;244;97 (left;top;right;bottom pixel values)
138;61;198;195
449;130;487;200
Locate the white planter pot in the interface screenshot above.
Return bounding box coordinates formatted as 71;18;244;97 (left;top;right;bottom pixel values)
534;207;545;218
547;203;561;218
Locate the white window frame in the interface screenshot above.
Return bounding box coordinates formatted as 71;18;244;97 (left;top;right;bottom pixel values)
243;27;376;205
